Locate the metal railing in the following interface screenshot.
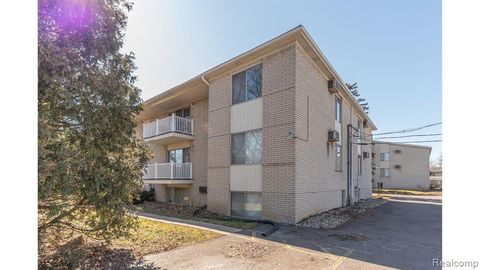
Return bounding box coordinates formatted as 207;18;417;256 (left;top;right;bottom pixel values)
143;114;193;139
143;162;193;180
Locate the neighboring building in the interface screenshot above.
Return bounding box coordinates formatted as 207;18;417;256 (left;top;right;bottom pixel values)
429;167;442;189
136;25;377;224
372;141;431;190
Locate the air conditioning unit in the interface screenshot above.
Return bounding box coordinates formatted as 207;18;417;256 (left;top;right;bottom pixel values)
328;79;341;94
328;130;340;142
363;120;369;128
363;152;370;159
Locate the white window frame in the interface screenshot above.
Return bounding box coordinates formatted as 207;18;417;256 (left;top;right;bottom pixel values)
380;168;390;177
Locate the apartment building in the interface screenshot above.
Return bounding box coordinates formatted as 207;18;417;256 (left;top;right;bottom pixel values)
372;141;431;190
136;26;376;224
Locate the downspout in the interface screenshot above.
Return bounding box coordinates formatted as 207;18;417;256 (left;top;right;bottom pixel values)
347;124;352;206
201;75;210;86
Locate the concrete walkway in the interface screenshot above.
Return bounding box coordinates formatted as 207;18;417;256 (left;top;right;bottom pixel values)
133;211;242;234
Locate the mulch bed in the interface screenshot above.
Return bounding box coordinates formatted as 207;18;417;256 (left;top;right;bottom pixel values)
296;198;386;230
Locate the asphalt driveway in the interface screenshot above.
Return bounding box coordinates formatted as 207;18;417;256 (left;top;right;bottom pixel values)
266;194;442;269
145;195;442;269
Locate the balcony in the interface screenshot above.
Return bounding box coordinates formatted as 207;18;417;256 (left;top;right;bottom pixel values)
143;115;194;144
143;162;193;184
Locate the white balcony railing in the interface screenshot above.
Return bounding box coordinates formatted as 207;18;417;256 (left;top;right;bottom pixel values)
143;115;193;139
143;162;193;180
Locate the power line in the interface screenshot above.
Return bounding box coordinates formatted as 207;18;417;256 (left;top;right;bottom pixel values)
354;122;442;139
374;122;442;136
374;133;442;140
352;139;442;145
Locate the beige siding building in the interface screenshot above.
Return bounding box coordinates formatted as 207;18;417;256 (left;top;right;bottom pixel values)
372;141;431;191
137;26;377;224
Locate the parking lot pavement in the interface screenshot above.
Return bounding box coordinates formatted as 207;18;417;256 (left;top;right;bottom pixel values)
266;195;442;269
145;195;441;269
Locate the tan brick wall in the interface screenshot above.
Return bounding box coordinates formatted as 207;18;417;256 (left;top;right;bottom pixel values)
207;75;232;215
154;184;167;202
262;45;297;223
190;98;209;206
294;45;345;221
373;142;430;190
293;45;373;222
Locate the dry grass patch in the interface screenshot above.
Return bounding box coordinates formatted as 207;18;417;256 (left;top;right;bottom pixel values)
373;188;442;196
39;218;221;269
113;218;221;256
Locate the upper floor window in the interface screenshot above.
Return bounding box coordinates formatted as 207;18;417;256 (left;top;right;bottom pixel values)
231;129;262;165
168;147;190;163
232;64;262;105
380;152;390;161
169;107;191;119
335;96;342;123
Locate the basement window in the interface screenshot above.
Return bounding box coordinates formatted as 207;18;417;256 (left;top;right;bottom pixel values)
231;192;261;219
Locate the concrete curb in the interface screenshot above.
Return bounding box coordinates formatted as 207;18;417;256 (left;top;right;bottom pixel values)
131;211;243;234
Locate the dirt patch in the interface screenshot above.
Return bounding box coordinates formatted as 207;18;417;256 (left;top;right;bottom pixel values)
224;241;271;258
296;198;386;230
328;233;369;241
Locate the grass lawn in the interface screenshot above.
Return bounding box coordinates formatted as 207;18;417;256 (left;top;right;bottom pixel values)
373;188;442;196
113;218;221;256
130;203;258;230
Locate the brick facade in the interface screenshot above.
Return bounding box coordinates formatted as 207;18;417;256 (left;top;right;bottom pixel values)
139;27;376;224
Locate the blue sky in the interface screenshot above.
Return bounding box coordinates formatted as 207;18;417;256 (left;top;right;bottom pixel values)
123;0;442;161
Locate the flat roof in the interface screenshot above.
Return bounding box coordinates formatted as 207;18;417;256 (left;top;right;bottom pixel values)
373;140;433;151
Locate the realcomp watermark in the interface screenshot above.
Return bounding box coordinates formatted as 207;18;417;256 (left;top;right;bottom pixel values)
433;258;479;269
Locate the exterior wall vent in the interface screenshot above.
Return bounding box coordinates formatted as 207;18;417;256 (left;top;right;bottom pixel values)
394;164;402;170
199;186;207;194
394;149;402;154
363;152;370;159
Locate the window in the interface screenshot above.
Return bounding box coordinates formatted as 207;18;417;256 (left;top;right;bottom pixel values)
380;168;390;177
231;130;262;164
335;143;342;171
232;64;262;105
335;96;342;123
380;152;390;161
168;148;190;163
169;107;191;118
231;192;261;219
358;155;362;175
167;187;188;204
